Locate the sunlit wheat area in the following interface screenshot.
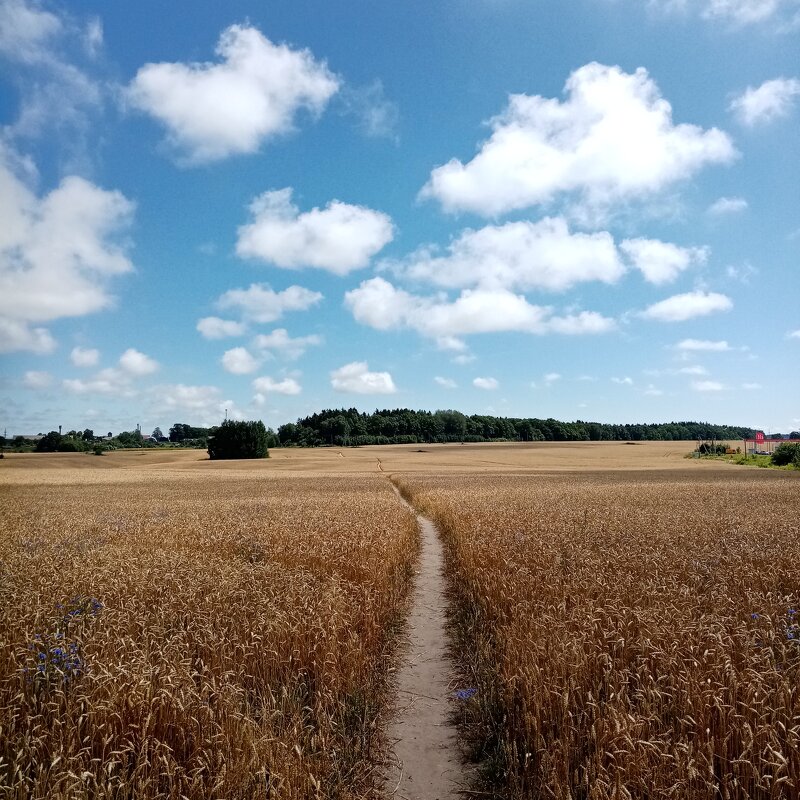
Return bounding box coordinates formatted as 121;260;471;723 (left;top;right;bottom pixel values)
396;469;800;798
0;462;417;799
1;445;798;798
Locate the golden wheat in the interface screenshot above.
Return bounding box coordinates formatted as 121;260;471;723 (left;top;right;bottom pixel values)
0;470;418;799
397;470;800;799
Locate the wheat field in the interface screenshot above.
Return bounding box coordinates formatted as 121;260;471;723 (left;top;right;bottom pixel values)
395;470;800;799
2;446;798;799
0;468;418;799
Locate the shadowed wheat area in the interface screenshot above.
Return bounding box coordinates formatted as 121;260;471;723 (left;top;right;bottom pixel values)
395;470;800;800
0;469;418;799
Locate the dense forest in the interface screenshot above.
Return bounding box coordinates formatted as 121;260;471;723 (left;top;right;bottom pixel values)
277;408;758;447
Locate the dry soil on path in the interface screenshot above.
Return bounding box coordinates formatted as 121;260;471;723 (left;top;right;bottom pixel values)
382;485;468;800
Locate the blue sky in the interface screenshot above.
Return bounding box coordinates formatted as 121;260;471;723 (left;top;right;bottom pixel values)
1;0;798;436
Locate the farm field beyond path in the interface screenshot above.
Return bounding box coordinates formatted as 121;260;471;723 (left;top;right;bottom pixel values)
1;440;735;480
2;442;798;799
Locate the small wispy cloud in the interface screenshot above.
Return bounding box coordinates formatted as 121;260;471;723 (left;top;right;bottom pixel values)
692;380;725;392
707;196;748;215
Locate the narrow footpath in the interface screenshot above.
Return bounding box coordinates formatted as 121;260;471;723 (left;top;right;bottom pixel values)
383;482;468;800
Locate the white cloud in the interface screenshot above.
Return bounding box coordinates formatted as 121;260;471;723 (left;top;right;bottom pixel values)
0;153;135;352
707;196;748;215
196;317;246;340
544;372;562;385
237;188;393;274
452;353;476;365
251;328;322;360
0;2;105;161
420;63;735;217
389;217;624;292
252;375;302;395
789;329;800;339
158;383;219;410
330;361;397;394
692;379;725;392
9;65;101;151
436;336;469;352
647;0;798;26
641;290;733;322
620;238;708;284
63;367;136;397
703;0;795;25
22;370;52;389
0;318;56;354
730;78;800;126
70;346;99;367
676;338;732;351
127;24;340;163
541;311;617;336
434;376;457;389
742;382;762;389
724;262;757;284
612;376;634;385
119;348;159;376
345;277;616;340
644;384;664;396
216;283;322;323
677;365;708;375
221;347;260;375
84;17;102;58
473;376;499;390
151;383;230;426
340;80;400;140
0;0;61;64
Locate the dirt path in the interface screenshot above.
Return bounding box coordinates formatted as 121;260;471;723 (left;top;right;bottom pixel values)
383;484;468;799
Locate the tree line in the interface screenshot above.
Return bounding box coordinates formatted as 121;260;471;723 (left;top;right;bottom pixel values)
277;408;757;447
2;423;233;453
5;410;785;455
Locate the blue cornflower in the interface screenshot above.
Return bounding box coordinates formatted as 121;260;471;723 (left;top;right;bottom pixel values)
455;687;477;701
751;613;760;620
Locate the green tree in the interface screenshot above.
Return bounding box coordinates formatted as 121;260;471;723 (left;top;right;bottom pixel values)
169;423;189;442
208;420;269;460
82;428;94;441
117;430;143;447
152;426;163;440
320;414;350;444
36;431;63;452
771;442;800;467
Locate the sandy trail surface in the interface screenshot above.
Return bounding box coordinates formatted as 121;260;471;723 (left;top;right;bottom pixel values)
383;487;468;800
